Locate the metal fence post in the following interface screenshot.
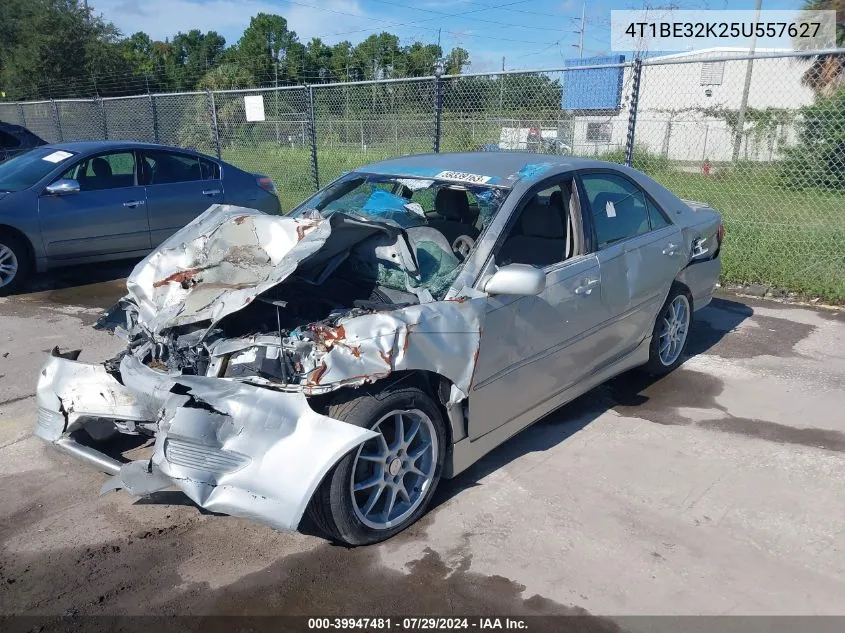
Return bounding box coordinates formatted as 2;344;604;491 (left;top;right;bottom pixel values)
51;99;64;142
17;103;26;128
149;94;159;144
206;90;221;159
307;85;320;190
99;98;108;139
433;66;444;153
624;57;643;167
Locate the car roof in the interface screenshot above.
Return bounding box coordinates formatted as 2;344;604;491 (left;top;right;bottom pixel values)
40;140;214;157
360;152;619;185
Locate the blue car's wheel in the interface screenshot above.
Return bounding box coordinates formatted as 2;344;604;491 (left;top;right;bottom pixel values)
0;234;28;296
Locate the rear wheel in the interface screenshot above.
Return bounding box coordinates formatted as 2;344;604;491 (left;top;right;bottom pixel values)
307;384;446;545
644;286;692;375
0;234;30;297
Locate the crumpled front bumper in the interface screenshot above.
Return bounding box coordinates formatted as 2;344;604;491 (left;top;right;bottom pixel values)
35;351;377;532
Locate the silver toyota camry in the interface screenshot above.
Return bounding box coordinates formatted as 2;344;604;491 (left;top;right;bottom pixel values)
34;152;723;545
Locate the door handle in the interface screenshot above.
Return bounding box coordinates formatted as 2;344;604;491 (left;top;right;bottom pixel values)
662;243;679;256
123;200;145;208
202;189;221;196
575;278;600;295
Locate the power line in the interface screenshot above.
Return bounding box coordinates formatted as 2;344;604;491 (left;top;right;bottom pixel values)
363;0;564;32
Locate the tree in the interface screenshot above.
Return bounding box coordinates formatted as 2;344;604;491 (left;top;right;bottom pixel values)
236;13;299;85
354;33;401;80
445;47;470;75
0;0;129;99
798;0;845;95
170;30;226;90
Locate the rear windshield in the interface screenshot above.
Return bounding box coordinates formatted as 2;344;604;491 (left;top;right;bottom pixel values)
0;148;77;192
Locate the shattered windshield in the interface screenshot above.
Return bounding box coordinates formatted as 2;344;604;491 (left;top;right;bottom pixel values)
291;173;510;300
291;173;509;231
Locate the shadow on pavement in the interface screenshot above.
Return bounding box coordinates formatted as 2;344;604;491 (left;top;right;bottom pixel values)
432;295;754;511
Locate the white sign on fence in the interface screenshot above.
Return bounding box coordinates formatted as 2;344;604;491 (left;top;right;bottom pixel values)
244;95;266;122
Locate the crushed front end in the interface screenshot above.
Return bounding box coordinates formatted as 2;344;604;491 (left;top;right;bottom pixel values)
35;202;485;532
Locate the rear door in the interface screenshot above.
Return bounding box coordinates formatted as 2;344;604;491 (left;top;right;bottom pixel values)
140;150;223;246
578;170;683;364
38;150;151;259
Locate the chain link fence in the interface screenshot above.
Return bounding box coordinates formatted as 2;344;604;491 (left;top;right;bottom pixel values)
1;49;844;301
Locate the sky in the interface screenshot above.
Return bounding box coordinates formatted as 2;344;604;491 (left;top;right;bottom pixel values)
93;0;807;72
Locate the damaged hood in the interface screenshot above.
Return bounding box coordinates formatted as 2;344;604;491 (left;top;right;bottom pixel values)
127;205;329;333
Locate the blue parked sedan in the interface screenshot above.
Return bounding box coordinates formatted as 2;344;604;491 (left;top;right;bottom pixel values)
0;141;281;294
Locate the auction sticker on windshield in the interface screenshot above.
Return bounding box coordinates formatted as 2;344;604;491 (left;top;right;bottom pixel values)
42;150;74;163
435;170;491;184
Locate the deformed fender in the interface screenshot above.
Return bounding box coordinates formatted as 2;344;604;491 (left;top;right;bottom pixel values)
37;353;378;533
301;290;487;400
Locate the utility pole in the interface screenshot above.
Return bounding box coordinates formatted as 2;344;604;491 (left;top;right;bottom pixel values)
571;2;586;59
733;0;762;160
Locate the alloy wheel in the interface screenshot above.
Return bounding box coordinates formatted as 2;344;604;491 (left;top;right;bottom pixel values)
350;409;438;530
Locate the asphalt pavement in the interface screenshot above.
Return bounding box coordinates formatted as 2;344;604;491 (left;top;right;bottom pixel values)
1;262;844;624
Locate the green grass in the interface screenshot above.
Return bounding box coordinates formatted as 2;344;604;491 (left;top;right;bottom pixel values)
224;143;845;303
646;168;845;303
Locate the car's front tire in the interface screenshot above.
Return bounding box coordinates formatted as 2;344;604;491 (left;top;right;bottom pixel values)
0;233;30;297
644;285;693;376
307;383;446;545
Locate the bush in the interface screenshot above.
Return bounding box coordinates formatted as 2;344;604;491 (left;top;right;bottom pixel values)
596;145;671;174
780;88;845;191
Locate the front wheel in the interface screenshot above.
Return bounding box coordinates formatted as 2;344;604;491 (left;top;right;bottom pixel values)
306;383;446;545
0;234;30;297
644;286;693;375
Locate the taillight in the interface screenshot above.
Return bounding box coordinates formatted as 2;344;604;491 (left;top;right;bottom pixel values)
257;176;277;195
717;223;726;245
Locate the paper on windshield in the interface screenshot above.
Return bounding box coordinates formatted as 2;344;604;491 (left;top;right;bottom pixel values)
42;151;73;163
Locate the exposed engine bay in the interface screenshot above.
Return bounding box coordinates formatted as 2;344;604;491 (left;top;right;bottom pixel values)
96;184;496;401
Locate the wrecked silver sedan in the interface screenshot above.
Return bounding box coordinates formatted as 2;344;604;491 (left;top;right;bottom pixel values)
35;153;723;544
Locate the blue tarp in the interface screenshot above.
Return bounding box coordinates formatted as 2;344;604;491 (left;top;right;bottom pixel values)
562;55;625;111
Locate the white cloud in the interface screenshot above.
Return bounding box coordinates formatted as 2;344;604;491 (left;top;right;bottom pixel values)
91;0;374;44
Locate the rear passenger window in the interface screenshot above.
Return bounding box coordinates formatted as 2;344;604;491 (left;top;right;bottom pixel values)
581;173;650;249
199;157;220;180
143;151;203;185
646;198;671;230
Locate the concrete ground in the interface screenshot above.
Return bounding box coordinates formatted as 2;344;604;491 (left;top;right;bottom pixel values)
1;261;844;621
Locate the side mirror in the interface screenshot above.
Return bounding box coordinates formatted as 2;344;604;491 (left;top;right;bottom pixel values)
483;263;546;297
44;179;80;196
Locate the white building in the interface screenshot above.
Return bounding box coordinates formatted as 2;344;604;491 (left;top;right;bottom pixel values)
570;48;816;162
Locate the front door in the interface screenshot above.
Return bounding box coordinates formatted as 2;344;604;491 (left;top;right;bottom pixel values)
468;178;611;440
140;150;224;246
38;150;151;259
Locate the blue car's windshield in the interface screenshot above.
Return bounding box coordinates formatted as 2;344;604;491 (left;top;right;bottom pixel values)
0;148;77;192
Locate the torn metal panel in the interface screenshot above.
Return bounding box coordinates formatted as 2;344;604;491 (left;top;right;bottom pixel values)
299;294;486;398
35;352;155;442
36;353;378;532
127;205;331;333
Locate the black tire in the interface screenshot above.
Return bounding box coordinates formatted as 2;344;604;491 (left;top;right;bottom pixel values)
306;383;447;546
643;285;693;376
0;233;31;297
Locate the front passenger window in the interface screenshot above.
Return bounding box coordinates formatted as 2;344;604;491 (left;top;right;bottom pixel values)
495;181;574;268
581;173;650;249
61;152;136;191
